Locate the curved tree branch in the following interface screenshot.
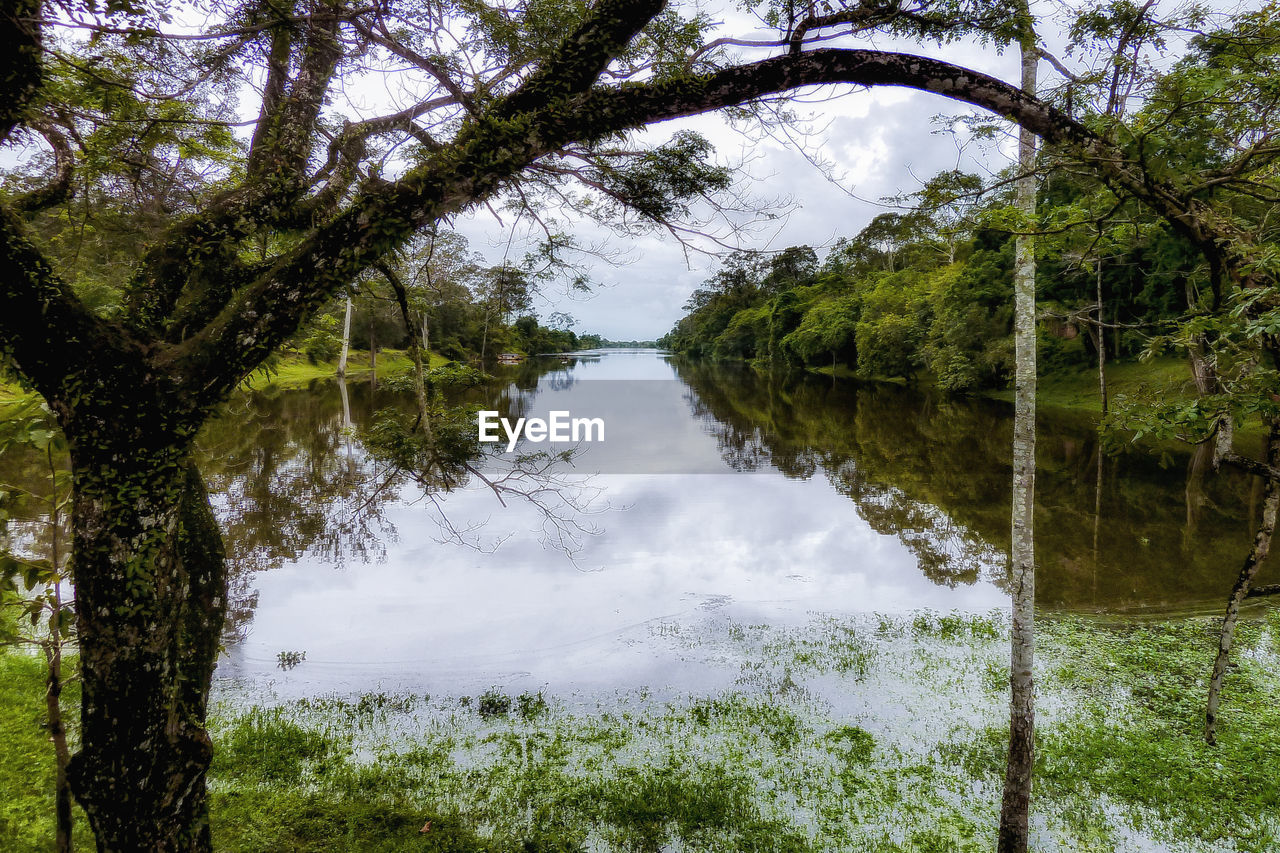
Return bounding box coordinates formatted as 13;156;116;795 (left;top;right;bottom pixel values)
13;114;75;213
170;45;1254;419
0;207;131;404
0;0;43;144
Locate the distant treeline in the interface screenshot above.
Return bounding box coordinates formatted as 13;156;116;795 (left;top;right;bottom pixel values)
660;166;1195;393
289;229;609;364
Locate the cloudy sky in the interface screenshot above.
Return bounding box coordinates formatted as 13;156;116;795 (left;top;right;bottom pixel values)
445;6;1049;341
8;0;1224;341
440;0;1232;341
454;84;1010;341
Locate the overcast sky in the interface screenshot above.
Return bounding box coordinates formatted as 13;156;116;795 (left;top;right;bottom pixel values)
441;0;1235;341
10;0;1234;341
454;34;1023;341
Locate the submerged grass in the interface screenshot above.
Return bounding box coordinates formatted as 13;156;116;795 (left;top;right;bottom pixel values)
2;610;1279;850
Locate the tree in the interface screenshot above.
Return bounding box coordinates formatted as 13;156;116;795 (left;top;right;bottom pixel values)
5;0;1280;848
998;10;1039;851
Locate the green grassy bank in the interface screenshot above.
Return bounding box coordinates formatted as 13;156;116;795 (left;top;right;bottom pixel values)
0;349;451;407
3;610;1278;851
241;349;452;390
809;357;1194;416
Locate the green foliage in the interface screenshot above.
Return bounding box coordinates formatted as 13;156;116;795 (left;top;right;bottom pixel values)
298;315;342;365
0;651;87;850
780;294;859;366
0;401;72;634
362;404;482;492
599;131;731;223
214;709;337;786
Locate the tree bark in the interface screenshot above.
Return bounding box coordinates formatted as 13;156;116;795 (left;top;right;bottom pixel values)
1206;421;1280;745
998;22;1039;853
43;633;73;853
65;421;226;852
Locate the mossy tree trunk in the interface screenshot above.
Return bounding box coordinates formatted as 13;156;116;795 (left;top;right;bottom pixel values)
62;394;227;851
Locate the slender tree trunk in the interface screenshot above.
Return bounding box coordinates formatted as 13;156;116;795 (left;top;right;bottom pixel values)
43;444;72;853
337;296;352;378
1206;421;1280;744
1095;260;1108;416
44;626;72;853
369;323;377;390
998;24;1039;853
1185;283;1235;465
65;419;226;852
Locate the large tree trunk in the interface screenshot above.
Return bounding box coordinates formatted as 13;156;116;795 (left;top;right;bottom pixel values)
1206;421;1280;745
998;23;1038;853
65;423;227;852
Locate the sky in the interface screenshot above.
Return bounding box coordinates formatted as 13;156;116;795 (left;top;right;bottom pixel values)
438;0;1236;341
452;30;1024;340
9;0;1232;341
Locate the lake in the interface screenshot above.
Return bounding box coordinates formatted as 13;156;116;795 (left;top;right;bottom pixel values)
181;349;1273;701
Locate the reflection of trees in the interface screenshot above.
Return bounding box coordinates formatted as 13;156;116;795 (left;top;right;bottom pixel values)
672;360;1277;611
826;458;999;587
195;383;404;639
195;355;583;639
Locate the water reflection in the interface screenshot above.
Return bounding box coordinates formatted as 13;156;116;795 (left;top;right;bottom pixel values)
670;359;1275;613
205;351;1278;695
5;350;1272;697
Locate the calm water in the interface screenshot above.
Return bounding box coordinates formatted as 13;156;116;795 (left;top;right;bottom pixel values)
3;350;1270;698
188;350;1274;699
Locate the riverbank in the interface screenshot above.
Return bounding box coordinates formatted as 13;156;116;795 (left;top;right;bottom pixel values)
808;357;1192;415
240;349;454;390
0;349;453;407
2;610;1277;851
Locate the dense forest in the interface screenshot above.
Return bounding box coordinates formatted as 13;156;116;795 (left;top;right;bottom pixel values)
661;158;1205;394
659;16;1276;400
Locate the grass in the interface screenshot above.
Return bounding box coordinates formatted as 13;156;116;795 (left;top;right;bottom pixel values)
4;609;1278;851
809;356;1194;417
0;349;453;406
240;349;451;391
0;651;90;850
984;357;1194;414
